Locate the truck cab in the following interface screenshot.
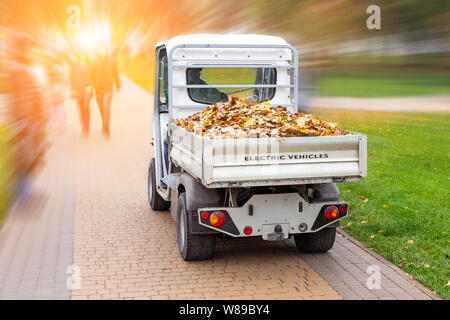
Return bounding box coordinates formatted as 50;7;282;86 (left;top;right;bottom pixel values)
148;34;366;260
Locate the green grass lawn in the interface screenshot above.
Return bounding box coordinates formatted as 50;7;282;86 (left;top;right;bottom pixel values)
313;108;450;299
316;70;450;97
0;126;13;226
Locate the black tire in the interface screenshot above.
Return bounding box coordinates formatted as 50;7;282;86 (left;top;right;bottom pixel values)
294;227;336;253
177;193;216;261
148;158;170;211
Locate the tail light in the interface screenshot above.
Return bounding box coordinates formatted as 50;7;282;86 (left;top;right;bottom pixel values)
200;211;209;220
324;206;339;220
340;204;348;214
243;226;253;235
209;211;226;227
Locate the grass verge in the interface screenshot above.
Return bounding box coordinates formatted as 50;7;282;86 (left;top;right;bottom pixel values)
313;108;449;299
316;69;450;97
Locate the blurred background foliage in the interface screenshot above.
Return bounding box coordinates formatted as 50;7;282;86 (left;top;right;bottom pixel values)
0;0;448;96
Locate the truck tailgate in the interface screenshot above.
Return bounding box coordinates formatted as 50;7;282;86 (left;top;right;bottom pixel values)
169;123;367;188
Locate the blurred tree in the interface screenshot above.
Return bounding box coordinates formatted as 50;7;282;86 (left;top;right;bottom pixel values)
0;0;447;79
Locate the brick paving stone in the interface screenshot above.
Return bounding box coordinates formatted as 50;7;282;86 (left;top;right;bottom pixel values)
384;287;415;300
351;286;379;300
285;230;438;300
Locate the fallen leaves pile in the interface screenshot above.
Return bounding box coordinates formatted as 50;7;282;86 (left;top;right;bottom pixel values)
173;97;349;139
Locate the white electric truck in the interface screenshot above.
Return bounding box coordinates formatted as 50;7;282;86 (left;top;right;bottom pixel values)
148;34;367;260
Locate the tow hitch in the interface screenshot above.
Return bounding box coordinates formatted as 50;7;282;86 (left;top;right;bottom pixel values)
263;223;289;240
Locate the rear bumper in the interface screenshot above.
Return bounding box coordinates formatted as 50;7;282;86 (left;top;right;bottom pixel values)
197;193;348;239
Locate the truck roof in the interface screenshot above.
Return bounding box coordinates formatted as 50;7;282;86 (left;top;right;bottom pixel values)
156;34;289;52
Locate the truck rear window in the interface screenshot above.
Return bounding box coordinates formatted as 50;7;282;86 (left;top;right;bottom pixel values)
186;67;277;105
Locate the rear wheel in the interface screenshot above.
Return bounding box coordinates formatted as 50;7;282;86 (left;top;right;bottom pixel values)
294;227;336;253
177;193;216;260
148;158;170;211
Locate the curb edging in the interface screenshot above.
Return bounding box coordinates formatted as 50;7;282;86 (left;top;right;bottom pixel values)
336;228;440;300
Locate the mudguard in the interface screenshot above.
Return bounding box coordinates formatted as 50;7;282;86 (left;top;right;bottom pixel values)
169;173;224;234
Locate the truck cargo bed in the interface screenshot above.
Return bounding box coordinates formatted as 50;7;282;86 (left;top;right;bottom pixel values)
169;123;367;188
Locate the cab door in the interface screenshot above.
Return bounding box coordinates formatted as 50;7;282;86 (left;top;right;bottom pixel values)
152;46;170;199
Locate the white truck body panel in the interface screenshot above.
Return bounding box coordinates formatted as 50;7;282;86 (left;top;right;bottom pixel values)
169;123;367;188
158;34;290;53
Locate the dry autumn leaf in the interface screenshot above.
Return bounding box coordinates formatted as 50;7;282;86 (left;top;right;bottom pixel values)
407;239;414;245
174;97;349;139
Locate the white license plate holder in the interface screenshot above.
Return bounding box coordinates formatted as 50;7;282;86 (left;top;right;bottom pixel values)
262;223;290;240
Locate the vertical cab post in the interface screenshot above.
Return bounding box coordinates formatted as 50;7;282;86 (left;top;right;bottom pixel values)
153;46;169;201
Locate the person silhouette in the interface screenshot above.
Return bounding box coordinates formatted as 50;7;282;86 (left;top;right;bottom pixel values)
70;53;93;137
90;50;121;138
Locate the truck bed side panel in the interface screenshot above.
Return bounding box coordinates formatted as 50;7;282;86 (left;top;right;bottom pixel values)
169;124;367;188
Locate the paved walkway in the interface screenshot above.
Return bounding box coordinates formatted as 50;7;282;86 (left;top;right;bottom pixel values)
0;76;438;300
0;107;76;299
286;231;435;300
309;95;450;112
